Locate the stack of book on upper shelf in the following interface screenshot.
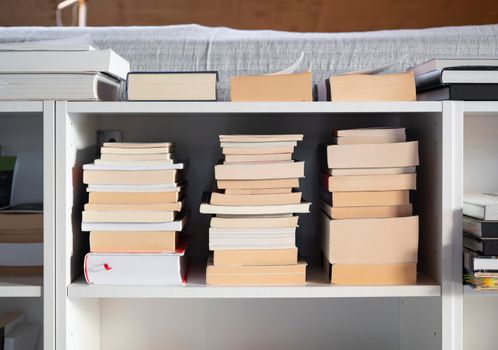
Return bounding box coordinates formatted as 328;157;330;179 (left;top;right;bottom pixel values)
413;58;498;101
0;311;40;350
0;38;129;100
320;128;419;285
463;193;498;291
0;204;43;276
81;142;188;285
200;134;310;285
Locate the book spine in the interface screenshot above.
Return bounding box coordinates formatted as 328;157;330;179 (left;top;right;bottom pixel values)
415;69;443;91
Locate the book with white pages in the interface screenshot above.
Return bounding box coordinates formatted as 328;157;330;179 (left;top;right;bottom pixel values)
209;235;296;250
210;227;296;235
101;147;173;155
81;215;186;232
464;193;498;220
200;201;310;215
103;142;173;148
84;246;187;285
0;36;97;51
87;184;183;193
219;134;303;142
83;162;184;171
101;153;173;161
94;159;174;166
0;49;130;80
219;141;298;148
326;166;416;176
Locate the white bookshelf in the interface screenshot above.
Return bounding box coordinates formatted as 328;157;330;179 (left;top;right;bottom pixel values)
51;100;463;350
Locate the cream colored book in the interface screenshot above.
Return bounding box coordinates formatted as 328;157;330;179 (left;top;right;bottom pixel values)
324;190;410;207
330;263;417;285
327;166;415;176
101;147;173;154
326;141;419;169
200;201;310;215
224;188;292;195
321;201;412;219
217;178;299;190
215;161;304;180
103;142;173;148
95;159;174;166
83;169;180;185
335;128;405;137
224;153;292;163
101;153;172;161
84;202;182;211
334;134;406;144
89;191;182;204
326;173;416;192
206;261;307;285
321;213;419;264
82;210;177;223
210;192;302;206
213;247;298;266
219;134;303;142
220;141;297;148
210;215;299;228
90;231;178;253
223;146;295;155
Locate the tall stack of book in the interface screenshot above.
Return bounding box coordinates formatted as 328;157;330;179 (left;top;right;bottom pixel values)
0;39;129;100
320;128;419;285
200;134;310;285
81;142;188;285
463;193;498;291
0;204;43;276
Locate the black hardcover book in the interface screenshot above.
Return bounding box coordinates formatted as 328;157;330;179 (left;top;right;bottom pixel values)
417;84;498;101
464;215;498;238
464;232;498;256
415;66;498;91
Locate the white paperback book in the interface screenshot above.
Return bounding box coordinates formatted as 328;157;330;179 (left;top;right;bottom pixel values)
84;249;187;285
86;184;182;193
81;216;186;232
83;162;184;171
0;49;130;80
464;193;498;220
209;233;296;250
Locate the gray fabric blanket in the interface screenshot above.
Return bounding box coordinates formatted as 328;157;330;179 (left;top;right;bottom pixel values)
0;24;497;100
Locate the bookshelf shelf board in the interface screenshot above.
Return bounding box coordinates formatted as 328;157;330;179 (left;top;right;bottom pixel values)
463;101;498;115
66;101;442;115
0;101;43;114
67;267;440;299
0;275;43;297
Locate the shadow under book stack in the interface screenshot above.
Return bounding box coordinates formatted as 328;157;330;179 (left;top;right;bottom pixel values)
81;142;188;285
320;128;420;285
200;134;311;285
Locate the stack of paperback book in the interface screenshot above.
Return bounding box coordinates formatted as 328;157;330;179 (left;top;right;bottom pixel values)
81;142;188;285
463;193;498;291
200;134;310;285
320;128;419;285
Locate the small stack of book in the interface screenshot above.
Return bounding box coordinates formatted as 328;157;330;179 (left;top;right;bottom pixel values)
320;128;419;285
81;142;188;285
0;204;43;276
200;134;311;285
463;193;498;291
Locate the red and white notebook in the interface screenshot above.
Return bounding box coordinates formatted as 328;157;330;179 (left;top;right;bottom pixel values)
84;246;187;285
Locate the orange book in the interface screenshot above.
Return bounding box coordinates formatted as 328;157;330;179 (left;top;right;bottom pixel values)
224;188;292;195
231;72;312;102
322;173;416;192
330;263;417;285
215;161;304;180
89;231;177;253
84;202;182;211
213;248;298;266
83;169;180;185
89;191;182;204
224;153;292;163
323;190;410;207
321;201;412;219
217;178;299;190
210;192;302;206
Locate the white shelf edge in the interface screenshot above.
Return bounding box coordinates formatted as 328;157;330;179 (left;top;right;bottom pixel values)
67;273;440;299
66;101;443;114
0;101;44;113
0;276;43;298
463;101;498;115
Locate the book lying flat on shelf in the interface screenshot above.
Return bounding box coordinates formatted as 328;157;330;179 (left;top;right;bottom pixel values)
411;58;498;76
321;190;410;207
86;184;182;193
206;261;307;285
220;134;304;142
84;249;187;285
217;178;300;190
464;248;498;272
322;173;417;192
101;153;172;161
0;73;122;101
315;72;416;102
464;233;498;256
464;193;498;220
463;216;498;238
213;247;298;266
210;192;302;206
329;263;417;285
321;214;419;264
224;188;293;195
209;233;296;250
89;191;183;204
82;210;178;223
200;201;310;215
83;162;183;171
223;146;295;155
321;201;412;219
326;141;419;169
89;231;178;253
230;72;312;102
127;72;218;101
214;161;304;180
334;127;406;137
81;216;186;232
224;153;292;163
101;146;173;154
326;166;416;176
220;141;298;148
83;169;181;185
84;202;183;211
210;215;299;228
333;133;407;145
417;84;498;101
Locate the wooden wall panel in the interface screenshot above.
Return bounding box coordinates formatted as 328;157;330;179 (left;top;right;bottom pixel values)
0;0;497;32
